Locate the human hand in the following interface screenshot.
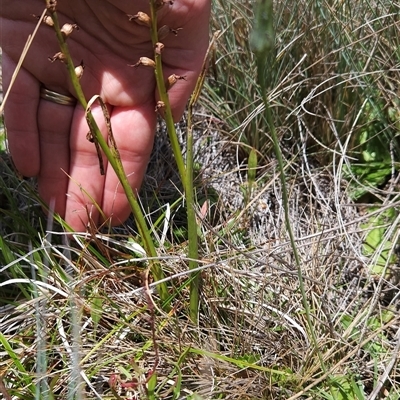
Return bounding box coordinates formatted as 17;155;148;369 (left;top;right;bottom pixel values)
0;0;210;231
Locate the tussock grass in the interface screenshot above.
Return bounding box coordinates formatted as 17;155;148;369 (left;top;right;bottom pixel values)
1;0;400;399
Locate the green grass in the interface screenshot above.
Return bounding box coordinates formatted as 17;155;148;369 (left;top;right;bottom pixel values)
1;0;400;399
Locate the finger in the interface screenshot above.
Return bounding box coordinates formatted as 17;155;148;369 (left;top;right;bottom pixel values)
2;52;40;176
101;103;156;226
36;97;75;218
65;104;110;231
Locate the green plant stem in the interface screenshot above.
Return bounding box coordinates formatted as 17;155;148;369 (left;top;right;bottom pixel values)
148;5;186;185
149;1;200;323
47;6;168;304
260;77;329;378
186;98;200;323
251;0;327;376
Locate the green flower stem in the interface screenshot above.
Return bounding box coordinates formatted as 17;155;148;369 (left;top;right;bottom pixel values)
251;0;327;375
149;1;200;322
47;6;169;304
186;100;200;323
148;4;186;185
261;80;328;378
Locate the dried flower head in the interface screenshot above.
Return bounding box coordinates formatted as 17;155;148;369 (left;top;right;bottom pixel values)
154;42;164;55
46;0;57;12
166;74;186;91
48;52;67;63
61;23;78;38
86;131;94;143
127;12;151;28
75;61;85;79
129;57;156;68
32;14;54;26
155;101;165;113
154;0;174;10
43;15;54;27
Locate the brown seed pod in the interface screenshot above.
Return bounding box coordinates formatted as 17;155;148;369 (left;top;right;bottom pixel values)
154;42;165;55
86;131;94;143
166;74;186;91
129;57;156;68
41;15;54;26
48;52;67;63
61;23;78;38
75;61;85;80
155;0;174;10
46;0;57;12
155;101;165;113
127;12;151;27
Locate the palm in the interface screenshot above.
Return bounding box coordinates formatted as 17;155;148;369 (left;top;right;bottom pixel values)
1;0;210;230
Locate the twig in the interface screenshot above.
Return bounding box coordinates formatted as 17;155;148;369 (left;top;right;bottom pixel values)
0;377;12;400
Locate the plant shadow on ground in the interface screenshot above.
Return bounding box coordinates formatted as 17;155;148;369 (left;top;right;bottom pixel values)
1;0;400;399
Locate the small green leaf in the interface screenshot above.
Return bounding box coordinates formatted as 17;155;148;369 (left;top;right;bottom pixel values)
248;148;258;186
147;372;157;400
329;375;366;400
90;292;103;328
188;395;204;400
361;208;396;275
118;365;132;380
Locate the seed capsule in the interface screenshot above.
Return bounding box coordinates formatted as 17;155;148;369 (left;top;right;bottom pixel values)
127;12;151;28
154;42;164;55
43;15;54;26
86;131;94;143
48;52;67;63
130;57;156;68
155;101;165;112
155;0;174;10
166;74;186;91
61;23;78;38
75;61;85;79
46;0;57;12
